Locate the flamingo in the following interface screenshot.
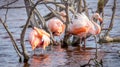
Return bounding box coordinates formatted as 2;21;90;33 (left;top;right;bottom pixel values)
48;11;66;36
29;27;50;52
68;13;103;49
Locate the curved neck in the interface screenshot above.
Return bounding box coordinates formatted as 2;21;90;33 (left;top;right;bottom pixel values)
61;16;66;22
90;18;101;35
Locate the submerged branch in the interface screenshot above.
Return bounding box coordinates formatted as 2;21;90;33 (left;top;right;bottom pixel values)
20;0;42;62
99;36;120;43
0;3;22;61
0;18;22;60
62;0;71;48
99;0;118;43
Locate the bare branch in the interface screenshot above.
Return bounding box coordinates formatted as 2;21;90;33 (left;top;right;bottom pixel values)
62;0;71;48
105;0;116;36
0;18;22;60
24;0;40;28
4;2;9;23
0;1;22;61
0;0;18;9
44;3;61;43
77;0;82;13
0;1;63;9
83;0;89;17
43;3;76;21
64;0;70;25
55;4;76;14
20;0;42;62
44;3;65;23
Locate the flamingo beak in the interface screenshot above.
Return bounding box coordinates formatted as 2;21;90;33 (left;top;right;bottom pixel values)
98;17;103;25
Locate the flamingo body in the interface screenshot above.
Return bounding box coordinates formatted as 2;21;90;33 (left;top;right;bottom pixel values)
29;27;50;50
48;18;66;36
69;14;90;38
68;13;103;49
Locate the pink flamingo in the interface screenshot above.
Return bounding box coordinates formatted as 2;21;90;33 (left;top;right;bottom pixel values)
68;13;103;49
48;11;66;36
29;27;50;52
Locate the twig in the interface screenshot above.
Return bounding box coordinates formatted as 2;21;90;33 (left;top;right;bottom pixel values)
88;7;95;13
0;6;33;9
44;2;61;43
20;0;42;62
64;0;70;25
30;0;46;28
44;3;65;23
105;0;116;36
0;0;18;9
0;1;63;9
77;0;82;13
62;0;71;47
24;0;36;28
0;1;22;62
40;1;64;4
55;4;76;14
83;0;89;17
0;18;22;61
4;2;9;23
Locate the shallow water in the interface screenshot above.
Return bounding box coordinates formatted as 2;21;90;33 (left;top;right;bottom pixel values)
0;0;120;67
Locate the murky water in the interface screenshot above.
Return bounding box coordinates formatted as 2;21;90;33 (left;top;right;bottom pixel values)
0;0;120;67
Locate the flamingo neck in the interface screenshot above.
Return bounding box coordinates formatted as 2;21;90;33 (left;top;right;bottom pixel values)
61;16;66;22
90;18;101;35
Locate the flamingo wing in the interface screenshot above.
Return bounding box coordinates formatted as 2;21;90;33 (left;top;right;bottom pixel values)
48;18;65;36
42;35;50;50
29;30;42;50
29;27;50;50
34;27;50;37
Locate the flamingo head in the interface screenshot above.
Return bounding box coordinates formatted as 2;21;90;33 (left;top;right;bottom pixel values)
93;13;103;25
52;31;61;36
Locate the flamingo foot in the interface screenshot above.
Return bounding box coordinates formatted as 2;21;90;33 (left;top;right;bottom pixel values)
40;48;46;54
82;44;86;51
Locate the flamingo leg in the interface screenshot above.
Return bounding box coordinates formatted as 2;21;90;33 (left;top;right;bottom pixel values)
94;35;98;59
33;49;37;56
83;37;86;50
40;48;45;55
33;49;36;55
41;48;44;54
79;38;82;50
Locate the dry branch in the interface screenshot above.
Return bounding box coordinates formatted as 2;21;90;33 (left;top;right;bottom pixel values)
62;0;71;48
20;0;42;62
83;0;89;17
99;0;117;43
0;2;22;61
77;0;82;13
0;18;22;61
55;4;75;14
99;36;120;43
0;0;18;9
44;3;65;23
105;0;116;36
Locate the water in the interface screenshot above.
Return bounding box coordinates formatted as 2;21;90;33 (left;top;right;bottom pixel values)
0;0;120;67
